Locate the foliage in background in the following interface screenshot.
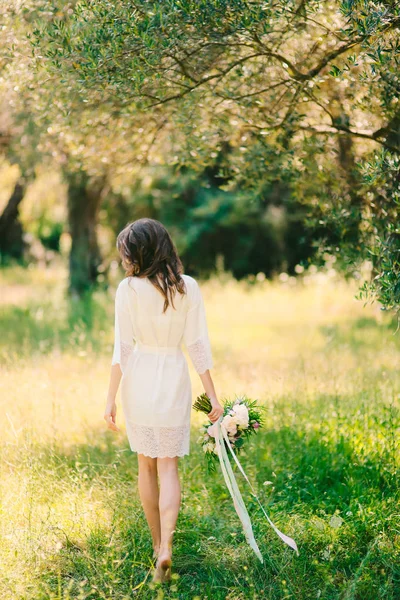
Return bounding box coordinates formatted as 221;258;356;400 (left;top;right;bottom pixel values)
0;1;399;310
102;160;315;279
28;0;400;310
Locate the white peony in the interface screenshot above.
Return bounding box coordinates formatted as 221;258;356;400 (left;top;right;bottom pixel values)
231;403;249;429
221;414;237;436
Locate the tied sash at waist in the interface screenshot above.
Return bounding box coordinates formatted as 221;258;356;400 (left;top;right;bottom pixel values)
134;341;183;355
214;415;299;562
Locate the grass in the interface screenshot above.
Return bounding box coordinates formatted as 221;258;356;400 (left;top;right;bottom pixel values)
0;263;399;600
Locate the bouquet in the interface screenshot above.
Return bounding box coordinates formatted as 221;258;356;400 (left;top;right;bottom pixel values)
193;393;264;471
193;393;299;560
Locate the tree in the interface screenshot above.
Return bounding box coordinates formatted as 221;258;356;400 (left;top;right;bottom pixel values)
0;2;32;261
67;171;107;295
0;1;113;292
31;0;400;310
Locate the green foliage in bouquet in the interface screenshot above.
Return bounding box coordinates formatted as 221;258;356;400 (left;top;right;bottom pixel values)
193;393;265;473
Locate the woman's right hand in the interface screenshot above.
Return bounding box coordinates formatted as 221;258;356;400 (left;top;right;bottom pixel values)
207;399;224;423
104;399;119;432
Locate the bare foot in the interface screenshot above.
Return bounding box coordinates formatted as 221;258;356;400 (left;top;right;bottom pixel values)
152;546;160;559
152;548;172;583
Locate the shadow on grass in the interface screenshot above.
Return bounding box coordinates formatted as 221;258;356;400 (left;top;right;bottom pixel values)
0;289;111;360
319;314;400;354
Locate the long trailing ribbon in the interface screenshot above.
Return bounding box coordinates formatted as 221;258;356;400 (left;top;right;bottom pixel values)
214;415;299;562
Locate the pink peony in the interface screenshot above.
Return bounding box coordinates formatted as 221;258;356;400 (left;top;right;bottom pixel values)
207;423;217;438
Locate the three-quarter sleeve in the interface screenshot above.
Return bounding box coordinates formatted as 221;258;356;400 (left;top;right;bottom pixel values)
183;279;214;375
111;281;135;373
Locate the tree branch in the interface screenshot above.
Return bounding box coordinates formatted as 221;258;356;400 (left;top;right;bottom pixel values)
297;124;399;153
142;52;264;109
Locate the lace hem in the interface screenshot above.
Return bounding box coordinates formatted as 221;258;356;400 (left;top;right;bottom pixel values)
187;337;213;374
127;424;190;458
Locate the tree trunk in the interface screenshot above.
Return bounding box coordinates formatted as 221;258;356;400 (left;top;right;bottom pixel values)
67;172;105;295
331;93;363;245
373;110;400;151
0;179;26;260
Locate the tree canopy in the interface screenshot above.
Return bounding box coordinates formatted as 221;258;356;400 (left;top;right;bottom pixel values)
2;1;399;310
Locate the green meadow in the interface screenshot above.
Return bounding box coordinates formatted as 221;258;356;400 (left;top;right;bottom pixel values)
1;265;399;600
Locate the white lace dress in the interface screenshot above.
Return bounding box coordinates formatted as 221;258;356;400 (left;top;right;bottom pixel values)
111;274;214;458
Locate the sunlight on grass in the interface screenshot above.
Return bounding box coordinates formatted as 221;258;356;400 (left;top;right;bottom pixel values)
0;265;399;599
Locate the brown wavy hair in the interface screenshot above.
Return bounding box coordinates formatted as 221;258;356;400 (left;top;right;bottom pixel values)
116;218;186;312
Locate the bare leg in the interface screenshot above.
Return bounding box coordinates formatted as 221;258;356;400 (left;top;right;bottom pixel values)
153;457;180;582
137;454;161;555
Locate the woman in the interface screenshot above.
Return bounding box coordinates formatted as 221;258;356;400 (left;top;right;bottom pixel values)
104;218;223;583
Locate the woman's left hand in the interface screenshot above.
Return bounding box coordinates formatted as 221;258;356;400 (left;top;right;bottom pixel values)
104;400;119;432
207;399;224;423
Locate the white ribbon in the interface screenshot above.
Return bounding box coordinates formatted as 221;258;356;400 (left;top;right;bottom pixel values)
214;416;299;562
